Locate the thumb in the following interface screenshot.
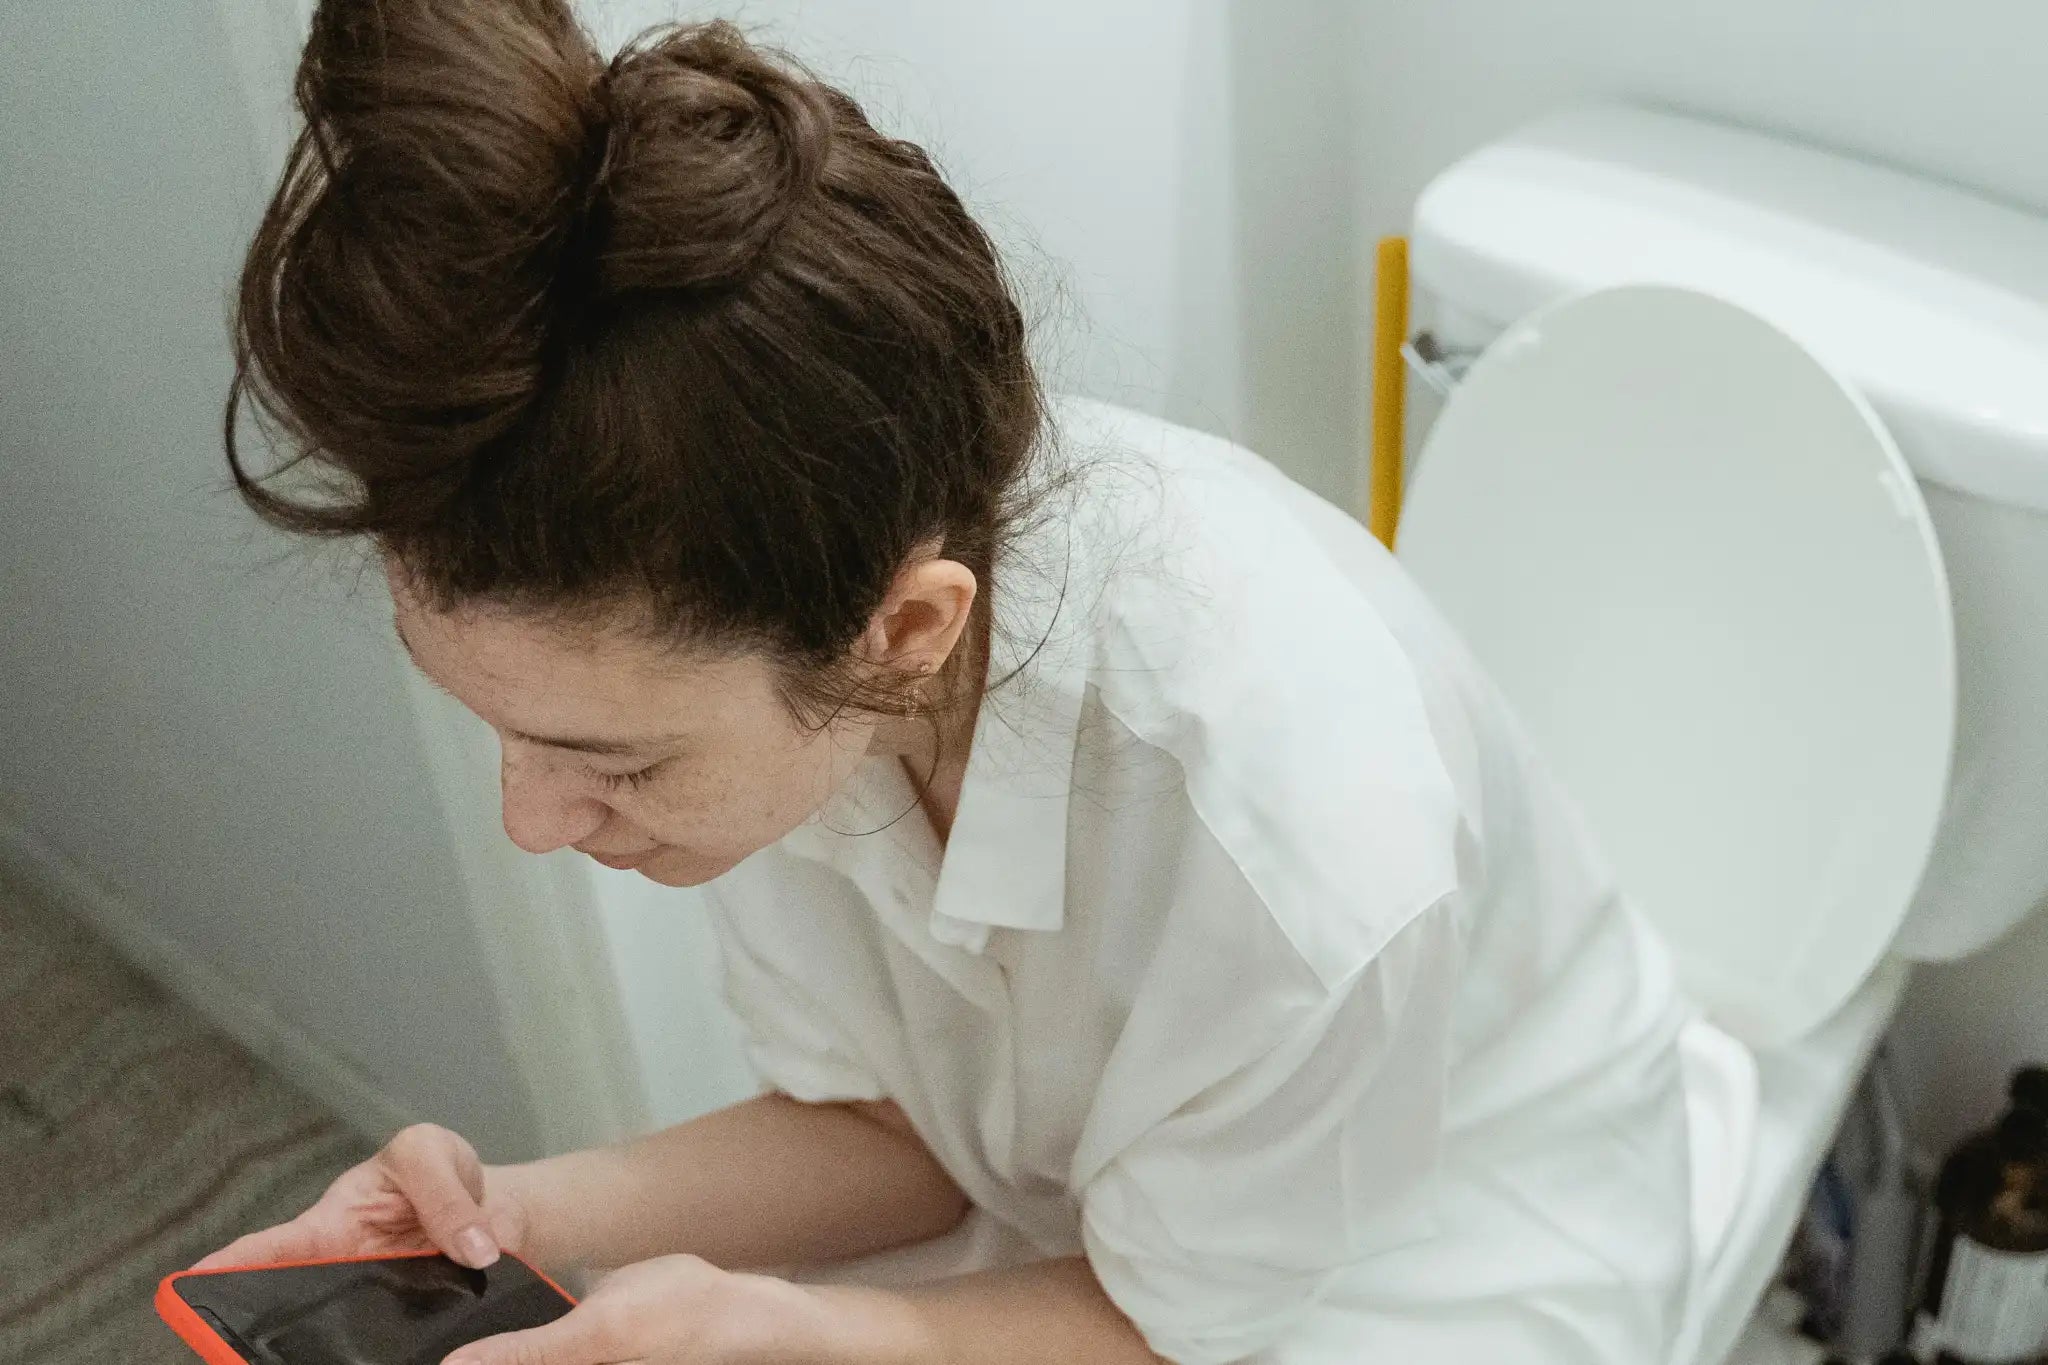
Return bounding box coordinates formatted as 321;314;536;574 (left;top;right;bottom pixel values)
380;1124;496;1268
443;1308;606;1365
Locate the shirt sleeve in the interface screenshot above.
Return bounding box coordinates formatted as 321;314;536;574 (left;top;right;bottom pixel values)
704;886;888;1105
1081;900;1466;1365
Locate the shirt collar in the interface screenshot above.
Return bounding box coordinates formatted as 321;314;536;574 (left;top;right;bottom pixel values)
782;477;1092;955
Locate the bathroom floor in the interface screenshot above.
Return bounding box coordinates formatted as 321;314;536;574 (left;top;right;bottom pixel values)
0;876;370;1364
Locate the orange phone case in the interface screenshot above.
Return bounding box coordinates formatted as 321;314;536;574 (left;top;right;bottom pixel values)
156;1248;578;1365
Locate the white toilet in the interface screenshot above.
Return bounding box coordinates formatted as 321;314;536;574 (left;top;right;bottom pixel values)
1393;107;2048;1364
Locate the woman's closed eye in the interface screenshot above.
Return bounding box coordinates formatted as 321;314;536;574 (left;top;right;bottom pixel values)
597;760;667;792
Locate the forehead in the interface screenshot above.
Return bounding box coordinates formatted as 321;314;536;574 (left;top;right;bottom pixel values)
392;583;640;681
386;571;774;740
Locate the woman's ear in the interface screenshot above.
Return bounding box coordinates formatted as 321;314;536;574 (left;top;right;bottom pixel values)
860;552;979;677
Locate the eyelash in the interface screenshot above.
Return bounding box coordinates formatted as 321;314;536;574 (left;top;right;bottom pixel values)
597;762;663;793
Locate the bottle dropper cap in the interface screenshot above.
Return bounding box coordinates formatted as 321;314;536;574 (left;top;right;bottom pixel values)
2010;1065;2048;1115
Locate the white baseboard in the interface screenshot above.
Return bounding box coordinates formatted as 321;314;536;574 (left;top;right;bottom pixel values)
0;815;414;1144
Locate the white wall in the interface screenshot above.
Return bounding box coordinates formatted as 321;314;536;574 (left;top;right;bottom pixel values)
0;0;545;1158
1352;0;2048;240
1345;0;2048;1161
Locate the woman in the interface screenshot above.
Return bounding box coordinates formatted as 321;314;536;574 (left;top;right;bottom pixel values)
197;3;1696;1362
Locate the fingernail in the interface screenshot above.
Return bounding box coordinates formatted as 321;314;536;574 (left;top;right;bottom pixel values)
456;1227;499;1268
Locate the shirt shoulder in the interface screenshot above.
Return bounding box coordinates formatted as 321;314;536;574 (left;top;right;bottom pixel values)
1053;399;1471;992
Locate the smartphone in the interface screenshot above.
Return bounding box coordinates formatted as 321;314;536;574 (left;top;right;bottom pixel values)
157;1250;577;1365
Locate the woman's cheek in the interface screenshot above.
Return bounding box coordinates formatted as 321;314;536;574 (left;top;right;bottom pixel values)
636;729;866;860
643;773;733;839
641;761;781;850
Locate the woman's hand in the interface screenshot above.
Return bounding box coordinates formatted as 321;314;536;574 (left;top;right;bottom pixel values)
443;1255;922;1365
192;1123;531;1272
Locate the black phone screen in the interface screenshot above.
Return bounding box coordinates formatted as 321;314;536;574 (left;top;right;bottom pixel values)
171;1254;573;1365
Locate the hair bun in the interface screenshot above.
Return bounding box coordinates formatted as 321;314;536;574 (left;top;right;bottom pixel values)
595;22;834;294
300;0;604;227
272;0;607;471
229;7;876;541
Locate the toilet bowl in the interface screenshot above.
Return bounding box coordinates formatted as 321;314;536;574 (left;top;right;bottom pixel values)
1394;106;2048;1363
1679;969;1907;1365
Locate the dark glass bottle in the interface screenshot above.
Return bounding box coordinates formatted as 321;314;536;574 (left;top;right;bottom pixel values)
1923;1098;2048;1364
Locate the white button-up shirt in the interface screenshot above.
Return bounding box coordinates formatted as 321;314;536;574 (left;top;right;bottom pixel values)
705;399;1692;1364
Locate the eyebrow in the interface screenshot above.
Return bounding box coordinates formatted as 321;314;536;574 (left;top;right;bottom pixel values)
392;619;684;758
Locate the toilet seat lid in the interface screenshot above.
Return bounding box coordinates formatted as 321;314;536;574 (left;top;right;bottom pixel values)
1399;285;1955;1048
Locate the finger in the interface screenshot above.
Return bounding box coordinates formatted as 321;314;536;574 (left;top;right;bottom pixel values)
441;1308;610;1365
381;1125;497;1268
191;1216;332;1271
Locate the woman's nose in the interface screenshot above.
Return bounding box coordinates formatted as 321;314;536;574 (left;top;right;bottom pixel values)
498;750;607;854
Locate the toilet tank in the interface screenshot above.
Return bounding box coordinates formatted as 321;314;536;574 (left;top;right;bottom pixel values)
1408;105;2048;961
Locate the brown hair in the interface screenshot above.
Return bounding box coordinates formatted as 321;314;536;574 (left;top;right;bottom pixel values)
227;0;1046;719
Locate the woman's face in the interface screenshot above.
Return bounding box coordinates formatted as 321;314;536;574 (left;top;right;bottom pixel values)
388;571;881;888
